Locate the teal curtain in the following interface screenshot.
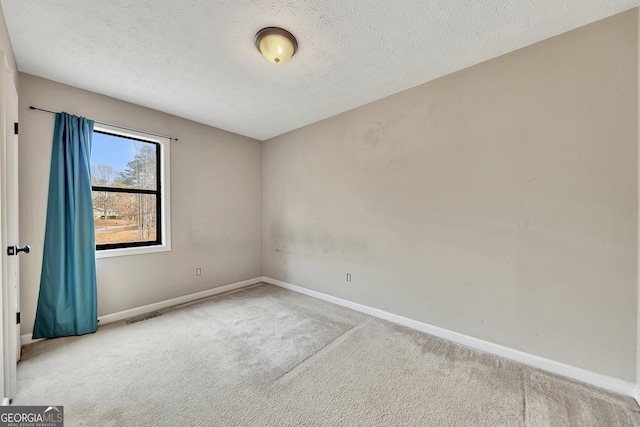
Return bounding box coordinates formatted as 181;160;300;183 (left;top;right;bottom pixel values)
33;113;98;339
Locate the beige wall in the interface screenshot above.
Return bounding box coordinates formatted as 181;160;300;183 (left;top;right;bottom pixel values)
18;73;263;335
263;10;639;381
637;6;640;392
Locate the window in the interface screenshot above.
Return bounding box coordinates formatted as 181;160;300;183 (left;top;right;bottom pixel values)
91;124;171;257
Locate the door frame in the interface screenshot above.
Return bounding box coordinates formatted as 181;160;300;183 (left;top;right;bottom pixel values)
0;50;19;403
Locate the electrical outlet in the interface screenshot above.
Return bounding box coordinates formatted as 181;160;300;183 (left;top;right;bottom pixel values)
346;273;351;282
196;267;202;276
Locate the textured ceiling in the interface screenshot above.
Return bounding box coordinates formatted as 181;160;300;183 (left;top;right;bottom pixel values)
2;0;638;140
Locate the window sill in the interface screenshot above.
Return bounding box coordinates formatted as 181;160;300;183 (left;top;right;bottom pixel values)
95;243;171;259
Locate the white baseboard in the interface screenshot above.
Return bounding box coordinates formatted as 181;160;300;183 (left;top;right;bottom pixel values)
21;276;264;346
263;276;637;399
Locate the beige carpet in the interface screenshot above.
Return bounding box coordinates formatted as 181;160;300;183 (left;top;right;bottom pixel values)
15;283;640;426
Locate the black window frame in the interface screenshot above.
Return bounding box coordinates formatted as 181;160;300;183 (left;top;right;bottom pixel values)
91;130;162;251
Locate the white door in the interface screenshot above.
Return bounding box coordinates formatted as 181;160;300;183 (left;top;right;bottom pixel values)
1;53;22;402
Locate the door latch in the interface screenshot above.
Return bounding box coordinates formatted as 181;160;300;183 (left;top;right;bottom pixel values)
7;245;30;256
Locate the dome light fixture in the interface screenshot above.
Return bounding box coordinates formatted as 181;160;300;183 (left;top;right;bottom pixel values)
255;27;298;65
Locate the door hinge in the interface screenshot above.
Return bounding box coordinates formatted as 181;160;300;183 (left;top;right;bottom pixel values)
16;312;20;325
13;122;18;135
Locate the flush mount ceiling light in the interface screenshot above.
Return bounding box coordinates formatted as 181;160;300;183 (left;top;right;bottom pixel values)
255;27;298;65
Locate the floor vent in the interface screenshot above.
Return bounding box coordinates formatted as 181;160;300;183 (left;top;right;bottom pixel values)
125;311;161;325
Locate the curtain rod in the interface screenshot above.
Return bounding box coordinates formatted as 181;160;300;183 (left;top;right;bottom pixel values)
29;106;178;141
